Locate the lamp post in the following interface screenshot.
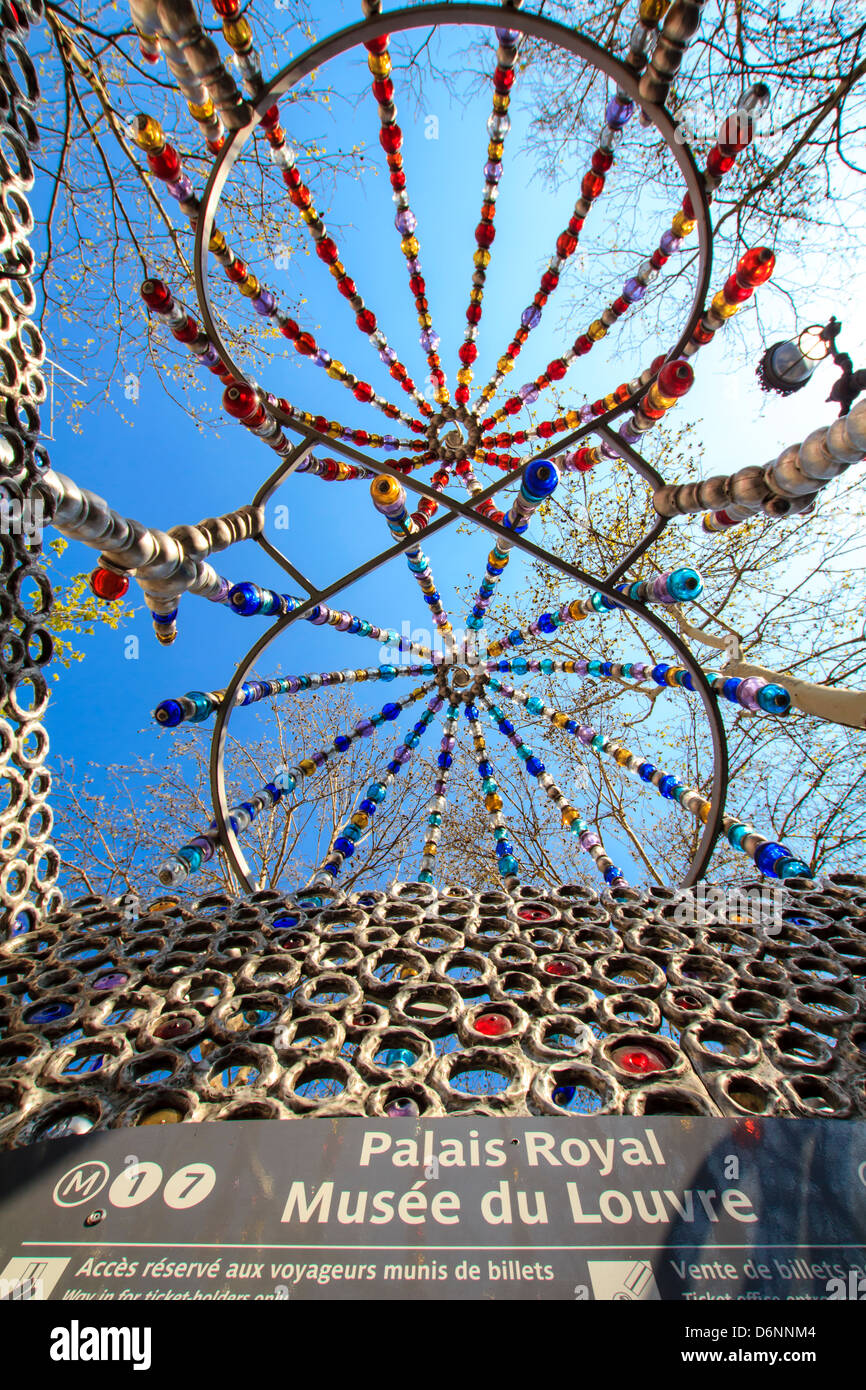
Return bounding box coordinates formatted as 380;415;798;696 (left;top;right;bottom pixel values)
757;317;866;415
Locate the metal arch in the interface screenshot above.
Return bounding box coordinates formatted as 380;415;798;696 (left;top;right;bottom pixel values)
191;3;714;444
197;3;725;895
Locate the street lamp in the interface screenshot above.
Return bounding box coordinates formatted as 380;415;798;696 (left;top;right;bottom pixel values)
758;317;866;416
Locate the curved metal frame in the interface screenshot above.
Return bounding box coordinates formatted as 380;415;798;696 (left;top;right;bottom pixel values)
192;4;725;895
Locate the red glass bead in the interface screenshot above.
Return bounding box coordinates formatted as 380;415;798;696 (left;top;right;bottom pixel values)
224;259;247;283
371;77;393;103
457;459;474;474
282;166;301;189
569;216;584;234
545;959;577;977
649;354;666;374
573;446;595;472
260;105;280;132
90;567;129;601
432;470;449;488
352;430;370;446
353;382;374;402
379;124;403;155
512;431;527;444
481;201;496;221
295;332;316;356
493;433;509;447
480;418;495;431
390;169;406;191
383;404;400;419
541;270;559;293
692;322;715;345
409;274;425;296
466;303;482;324
316;238;339;265
173;315;199;344
482;453;497;467
415;295;429;313
364;35;389;53
475;1011;512;1037
650;249;668;270
454;386;470;404
612;296;629;315
682;193;695;220
556;231;578;258
147;145;181;180
573;334;592;356
706;146;736;179
718;112;753;154
591;149;613;173
337;276;356;299
212;0;239;14
356;309;377;333
613;1045;667;1075
533;291;547;308
223;383;256;417
430;368;445;385
581;171;605;200
547;358;567;381
475;221;496;248
591;399;605;414
313;415;328;433
459;342;477;365
390;362;407;380
722;274;753;304
736;246;775;287
657;359;694;398
418;496;437;517
321;461;339;480
537;420;555;439
290;185;311;209
140;278;172;312
493;65;515;93
504;397;522;415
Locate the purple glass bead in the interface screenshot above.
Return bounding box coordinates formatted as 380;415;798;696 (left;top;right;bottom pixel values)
253;290;277;317
528;659;541;672
167;174;194;201
406;257;421;275
335;614;352;631
495;27;521;43
575;659;589;676
659;229;684;254
619;421;641;444
578;725;595;745
580;831;601;850
395;746;411;764
356;719;375;737
382;435;398;449
93;971;128;991
190;835;214;861
312;750;326;767
314;348;331;367
201;344;220;368
579;404;594;423
484;160;503;183
420;329;440;352
429;694;445;709
442;735;456;752
212;578;230;603
395;209;417;234
738;677;762;711
605;97;633;128
631;662;648;680
622;277;646;303
521;305;542;330
600;439;620;458
434;779;446;795
519;382;540;403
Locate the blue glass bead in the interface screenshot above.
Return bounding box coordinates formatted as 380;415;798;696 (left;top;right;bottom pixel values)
334;735;351;752
343;825;362;842
727;823;749;848
404;734;420;750
465;705;479;721
499;719;515;736
778;857;812;879
186;692;211;721
588;661;603;676
421;662;435;675
495;26;520;42
359;621;372;637
482;778;497;795
367;783;386;803
264;783;281;803
359;798;376;816
604;865;623;884
508;631;524;646
497;855;519;876
272;915;298;930
379;1048;416;1069
566;720;578;734
605;96;633;127
591;735;604;751
379;665;397;681
387;760;401;775
527;696;545;715
521;305;542;330
26;1000;73;1024
493;826;506;840
526;757;545;776
152;609;178;624
679;671;695;691
668;567;703;601
479;760;493;777
348;618;361;634
638;763;655;781
418;871;434;885
495;840;514;857
382;703;400;721
538;613;556;634
758;683;791;714
659;775;678;799
755;841;792;878
622;276;645;302
155;699;183;727
541;658;555;674
591;593;606;612
498;660;510;672
722;678;742;704
371;713;385;726
438;752;453;770
428;812;442;827
229;582;264;616
552;1085;576;1107
413;721;427;736
513;657;529;675
467;615;483;630
601;663;613;678
524;460;559;498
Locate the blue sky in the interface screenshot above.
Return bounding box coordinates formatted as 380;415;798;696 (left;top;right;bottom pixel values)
34;0;866;892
